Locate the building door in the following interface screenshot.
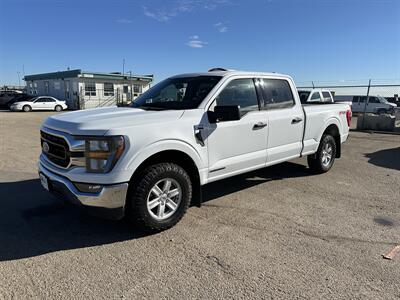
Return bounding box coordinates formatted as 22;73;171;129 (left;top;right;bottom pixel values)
64;80;71;101
123;85;129;103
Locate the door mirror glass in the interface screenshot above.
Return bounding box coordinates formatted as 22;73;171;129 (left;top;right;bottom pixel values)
208;105;241;123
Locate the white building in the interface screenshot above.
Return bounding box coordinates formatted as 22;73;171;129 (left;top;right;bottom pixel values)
23;69;153;109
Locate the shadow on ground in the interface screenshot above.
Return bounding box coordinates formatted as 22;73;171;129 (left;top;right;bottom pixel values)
365;147;400;171
0;161;311;261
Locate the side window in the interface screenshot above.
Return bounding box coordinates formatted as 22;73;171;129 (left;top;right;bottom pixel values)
261;79;295;109
322;92;332;102
359;96;367;103
310;92;322;102
214;78;259;116
47;98;55;102
369;97;379;103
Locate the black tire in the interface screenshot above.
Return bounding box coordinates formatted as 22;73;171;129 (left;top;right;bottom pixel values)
23;105;31;112
307;134;336;174
377;109;386;115
129;163;192;231
55;105;63;112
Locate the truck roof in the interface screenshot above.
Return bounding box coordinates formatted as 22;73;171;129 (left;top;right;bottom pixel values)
171;68;291;80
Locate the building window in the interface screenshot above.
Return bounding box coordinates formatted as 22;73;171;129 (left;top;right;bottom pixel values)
133;84;142;94
104;82;114;96
54;81;61;90
85;82;96;96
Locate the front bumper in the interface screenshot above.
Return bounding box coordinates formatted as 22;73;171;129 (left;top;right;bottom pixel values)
38;162;128;219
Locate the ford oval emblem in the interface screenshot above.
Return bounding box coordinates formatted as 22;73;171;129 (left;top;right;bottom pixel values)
42;142;50;153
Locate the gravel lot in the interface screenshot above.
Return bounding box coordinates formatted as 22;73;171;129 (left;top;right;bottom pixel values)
0;111;399;299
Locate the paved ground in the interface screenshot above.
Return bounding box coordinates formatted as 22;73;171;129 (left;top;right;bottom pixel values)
0;111;399;299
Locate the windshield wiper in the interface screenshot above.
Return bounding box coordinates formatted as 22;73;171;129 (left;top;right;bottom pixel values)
137;105;171;111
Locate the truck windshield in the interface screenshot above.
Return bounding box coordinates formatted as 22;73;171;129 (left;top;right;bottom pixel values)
378;96;389;103
131;76;222;110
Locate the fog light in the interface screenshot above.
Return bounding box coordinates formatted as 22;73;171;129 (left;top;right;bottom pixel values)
74;183;103;193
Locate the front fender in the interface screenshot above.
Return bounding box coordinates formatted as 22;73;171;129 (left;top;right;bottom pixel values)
124;139;206;175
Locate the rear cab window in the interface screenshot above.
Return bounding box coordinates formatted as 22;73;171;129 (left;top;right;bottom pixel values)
322;92;333;102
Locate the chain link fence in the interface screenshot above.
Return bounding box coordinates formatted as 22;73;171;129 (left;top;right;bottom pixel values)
297;79;400;133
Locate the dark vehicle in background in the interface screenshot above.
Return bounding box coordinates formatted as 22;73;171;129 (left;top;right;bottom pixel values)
6;94;34;108
0;90;23;107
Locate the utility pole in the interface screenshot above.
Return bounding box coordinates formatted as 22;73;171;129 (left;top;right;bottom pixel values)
361;79;372;130
17;72;21;87
122;58;125;76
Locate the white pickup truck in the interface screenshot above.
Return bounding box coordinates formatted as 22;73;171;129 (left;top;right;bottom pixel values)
39;69;351;230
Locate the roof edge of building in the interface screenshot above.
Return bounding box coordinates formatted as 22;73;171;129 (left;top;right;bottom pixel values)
24;69;154;82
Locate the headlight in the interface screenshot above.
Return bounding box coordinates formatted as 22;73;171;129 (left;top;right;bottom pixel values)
84;136;125;173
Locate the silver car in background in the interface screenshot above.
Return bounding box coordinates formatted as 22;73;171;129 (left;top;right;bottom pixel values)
10;96;68;112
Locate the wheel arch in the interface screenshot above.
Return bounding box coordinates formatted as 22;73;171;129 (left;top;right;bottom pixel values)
321;123;341;158
127;149;202;208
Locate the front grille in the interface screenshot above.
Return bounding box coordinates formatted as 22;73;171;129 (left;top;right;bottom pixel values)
41;131;70;168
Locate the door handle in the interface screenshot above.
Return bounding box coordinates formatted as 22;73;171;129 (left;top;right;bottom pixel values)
253;122;267;129
291;117;303;124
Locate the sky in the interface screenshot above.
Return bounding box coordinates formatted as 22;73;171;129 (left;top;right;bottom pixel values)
0;0;399;86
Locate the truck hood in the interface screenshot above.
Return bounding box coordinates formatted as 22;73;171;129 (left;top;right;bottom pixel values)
42;106;184;135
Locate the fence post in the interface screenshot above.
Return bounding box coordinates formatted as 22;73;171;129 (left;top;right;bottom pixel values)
361;79;372;129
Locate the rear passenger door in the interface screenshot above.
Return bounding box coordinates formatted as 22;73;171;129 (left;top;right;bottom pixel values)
258;78;304;164
44;98;56;110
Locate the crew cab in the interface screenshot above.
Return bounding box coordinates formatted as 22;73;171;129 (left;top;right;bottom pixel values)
38;69;351;230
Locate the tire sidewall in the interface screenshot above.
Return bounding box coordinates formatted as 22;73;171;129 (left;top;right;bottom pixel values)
23;105;31;112
377;109;385;115
133;163;192;230
55;105;62;112
317;135;336;172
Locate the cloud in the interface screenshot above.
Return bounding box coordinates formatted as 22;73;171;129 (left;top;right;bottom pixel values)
143;0;232;22
214;22;228;33
186;35;207;48
143;6;175;22
115;18;133;24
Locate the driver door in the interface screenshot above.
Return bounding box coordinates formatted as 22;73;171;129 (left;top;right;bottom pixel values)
205;78;268;182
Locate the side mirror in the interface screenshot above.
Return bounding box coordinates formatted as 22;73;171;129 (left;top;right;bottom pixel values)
208;105;241;123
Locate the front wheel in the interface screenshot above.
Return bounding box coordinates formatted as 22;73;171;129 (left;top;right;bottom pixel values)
129;163;192;231
307;134;336;174
377;109;386;115
23;105;32;112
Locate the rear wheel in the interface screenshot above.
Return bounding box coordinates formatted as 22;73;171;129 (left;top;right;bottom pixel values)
129;163;192;231
55;105;63;112
308;134;336;174
23;105;31;112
